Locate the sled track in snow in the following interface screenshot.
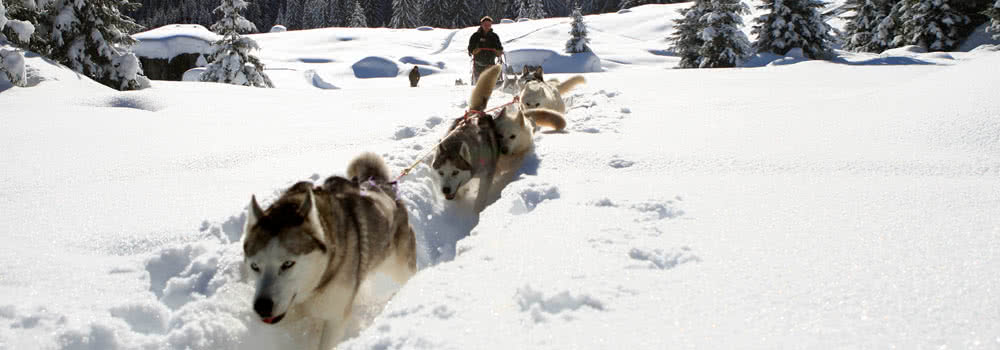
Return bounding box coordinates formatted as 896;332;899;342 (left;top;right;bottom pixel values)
503;21;569;45
431;30;460;55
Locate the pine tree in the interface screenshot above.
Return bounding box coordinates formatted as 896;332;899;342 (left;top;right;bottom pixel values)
285;0;303;29
349;0;367;27
517;0;531;19
1;0;30;87
389;0;422;28
201;0;273;87
900;0;968;51
985;0;1000;40
422;0;454;27
303;0;328;29
668;0;707;68
453;0;474;28
751;0;835;59
44;0;150;90
872;0;903;49
844;0;892;52
566;4;591;53
527;0;547;19
698;0;751;67
274;6;287;26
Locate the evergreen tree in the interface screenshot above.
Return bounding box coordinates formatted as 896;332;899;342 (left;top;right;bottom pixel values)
422;0;454;27
285;0;303;29
349;0;367;27
872;0;903;49
274;6;287;26
668;0;707;68
1;0;30;87
389;0;422;28
201;0;273;87
453;0;475;27
985;0;1000;40
516;0;530;19
900;0;968;51
527;0;547;18
566;4;590;53
544;0;570;17
44;0;150;90
751;0;835;59
303;0;328;29
698;0;751;67
844;0;892;52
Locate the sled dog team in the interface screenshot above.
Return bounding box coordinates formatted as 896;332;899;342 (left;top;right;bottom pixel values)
242;64;585;349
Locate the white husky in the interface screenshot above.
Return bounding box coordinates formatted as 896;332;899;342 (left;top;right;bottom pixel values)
243;153;417;349
518;67;586;114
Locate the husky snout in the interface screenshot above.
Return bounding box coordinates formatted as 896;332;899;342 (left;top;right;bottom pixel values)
442;186;456;200
253;296;273;317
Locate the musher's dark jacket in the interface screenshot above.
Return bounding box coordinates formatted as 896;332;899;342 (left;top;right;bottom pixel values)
468;28;503;64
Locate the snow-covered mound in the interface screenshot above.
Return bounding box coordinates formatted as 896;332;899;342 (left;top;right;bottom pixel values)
132;24;220;59
3;3;1000;350
505;48;602;73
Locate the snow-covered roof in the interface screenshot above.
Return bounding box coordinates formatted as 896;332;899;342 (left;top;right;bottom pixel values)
131;24;221;59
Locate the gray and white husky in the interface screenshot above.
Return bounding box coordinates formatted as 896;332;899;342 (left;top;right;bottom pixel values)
432;65;505;211
243;152;417;349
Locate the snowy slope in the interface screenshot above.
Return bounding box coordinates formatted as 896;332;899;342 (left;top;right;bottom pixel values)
2;3;1000;349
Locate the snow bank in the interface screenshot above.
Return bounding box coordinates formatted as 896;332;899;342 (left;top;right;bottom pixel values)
505;48;601;73
132;25;220;59
269;25;286;33
351;56;399;78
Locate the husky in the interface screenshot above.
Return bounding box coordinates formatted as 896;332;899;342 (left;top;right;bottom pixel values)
431;65;506;211
501;65;544;94
518;66;586;114
408;66;420;87
243;152;417;349
493;105;566;157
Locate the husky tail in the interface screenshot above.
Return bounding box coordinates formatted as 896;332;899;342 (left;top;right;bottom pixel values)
524;108;567;131
348;152;392;184
557;75;586;95
470;65;502;111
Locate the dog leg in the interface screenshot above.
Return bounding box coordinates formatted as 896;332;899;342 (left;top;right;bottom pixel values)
318;319;347;350
474;170;495;212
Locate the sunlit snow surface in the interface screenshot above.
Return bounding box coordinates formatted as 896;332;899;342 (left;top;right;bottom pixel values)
2;3;1000;349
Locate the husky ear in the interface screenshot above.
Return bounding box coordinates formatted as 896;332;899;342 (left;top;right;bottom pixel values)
247;195;264;228
460;143;473;164
515;110;526;124
298;187;316;219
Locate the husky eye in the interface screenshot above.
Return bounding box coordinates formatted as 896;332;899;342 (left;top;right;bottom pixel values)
281;261;295;270
250;263;260;272
438;171;444;176
510;135;516;139
451;170;458;176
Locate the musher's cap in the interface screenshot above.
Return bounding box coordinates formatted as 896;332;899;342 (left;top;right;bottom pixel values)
480;16;493;23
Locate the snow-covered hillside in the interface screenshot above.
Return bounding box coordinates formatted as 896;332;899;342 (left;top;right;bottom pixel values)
2;3;999;349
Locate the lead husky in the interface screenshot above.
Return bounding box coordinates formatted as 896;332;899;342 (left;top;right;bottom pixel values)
243;153;417;349
432;65;506;211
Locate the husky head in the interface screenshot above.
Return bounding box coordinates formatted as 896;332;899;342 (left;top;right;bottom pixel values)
495;107;533;156
519;80;554;110
243;187;328;325
520;65;544;84
432;141;474;200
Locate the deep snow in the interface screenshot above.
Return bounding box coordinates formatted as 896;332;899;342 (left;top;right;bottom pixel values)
2;3;1000;349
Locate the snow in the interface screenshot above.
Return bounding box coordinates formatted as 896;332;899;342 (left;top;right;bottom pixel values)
3;3;1000;350
6;19;36;43
131;24;221;59
269;25;286;33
